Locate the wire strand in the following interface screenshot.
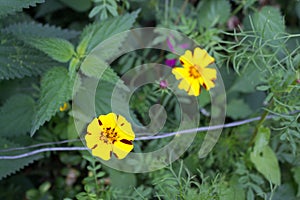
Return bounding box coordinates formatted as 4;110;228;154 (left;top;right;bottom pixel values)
0;111;298;160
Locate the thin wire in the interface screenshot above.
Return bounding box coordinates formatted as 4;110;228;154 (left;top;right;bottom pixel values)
0;111;298;160
0;139;81;152
0;147;87;160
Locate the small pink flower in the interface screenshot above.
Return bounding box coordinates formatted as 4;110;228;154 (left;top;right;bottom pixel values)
159;80;168;89
297;79;300;84
227;16;240;30
165;59;177;67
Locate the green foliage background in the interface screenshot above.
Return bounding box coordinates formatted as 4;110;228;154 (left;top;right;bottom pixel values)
0;0;299;199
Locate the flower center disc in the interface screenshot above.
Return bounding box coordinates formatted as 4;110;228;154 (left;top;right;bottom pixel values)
189;66;201;79
100;127;118;144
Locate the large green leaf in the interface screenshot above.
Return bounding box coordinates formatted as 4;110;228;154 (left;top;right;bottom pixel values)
0;94;35;137
0;0;45;18
60;0;92;12
81;10;139;53
244;6;285;46
250;127;281;185
0;137;42;180
0;33;59;80
3;22;79;40
31;67;73;135
226;99;252;119
250;146;281;185
197;0;231;28
26;37;75;63
292;167;300;197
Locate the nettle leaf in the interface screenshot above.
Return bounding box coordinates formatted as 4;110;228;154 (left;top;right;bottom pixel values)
0;0;45;18
3;22;79;40
80;55;121;86
0;33;59;80
0;94;35;137
197;0;231;28
226;99;252;120
250;146;281;185
31;67;73;136
81;10;139;53
60;0;92;12
26;37;75;63
0;137;42;180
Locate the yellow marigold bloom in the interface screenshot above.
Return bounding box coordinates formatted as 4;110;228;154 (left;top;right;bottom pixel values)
85;113;135;160
59;102;69;111
172;47;217;96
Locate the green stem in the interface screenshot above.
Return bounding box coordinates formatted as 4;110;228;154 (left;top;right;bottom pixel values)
249;109;269;146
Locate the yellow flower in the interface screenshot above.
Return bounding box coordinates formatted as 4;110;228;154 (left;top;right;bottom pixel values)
59;102;69;111
85;113;135;160
172;47;217;96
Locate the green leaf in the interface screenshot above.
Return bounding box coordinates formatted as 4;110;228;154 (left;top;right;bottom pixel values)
31;67;73;135
253;126;270;154
0;0;45;17
244;6;285;43
0;33;59;80
230;65;264;93
226;99;252;119
81;10;139;53
60;0;92;12
0;94;35;137
3;22;79;40
197;0;231;28
108;169;137;189
292;167;300;197
250;146;281;185
26;38;75;63
80;55;121;84
0;137;42;180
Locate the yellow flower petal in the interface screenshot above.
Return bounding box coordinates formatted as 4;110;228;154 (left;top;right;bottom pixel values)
193;47;215;68
86;118;102;136
113;140;134;159
200;68;217;90
190;79;200;96
59;102;68;112
179;50;193;69
85;113;135;160
115;115;135;140
91;141;112;161
98;112;117;129
172;67;190;81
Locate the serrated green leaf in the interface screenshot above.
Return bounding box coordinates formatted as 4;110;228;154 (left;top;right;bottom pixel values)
250;145;281;185
226;99;252;119
81;10;139;53
3;22;79;40
31;67;73;135
0;0;45;18
0;33;59;80
80;54;120;84
26;37;75;63
0;94;35;137
197;0;231;28
60;0;92;12
0;137;42;180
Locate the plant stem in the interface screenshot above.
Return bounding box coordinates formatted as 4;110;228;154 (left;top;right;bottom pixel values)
249;109;269;146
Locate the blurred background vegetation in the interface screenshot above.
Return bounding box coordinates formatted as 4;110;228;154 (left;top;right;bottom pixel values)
0;0;299;199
